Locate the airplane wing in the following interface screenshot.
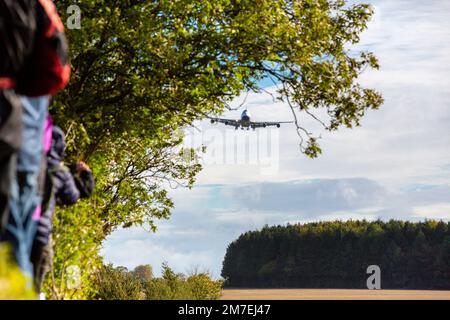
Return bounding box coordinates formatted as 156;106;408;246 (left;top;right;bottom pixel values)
250;121;293;128
209;117;240;126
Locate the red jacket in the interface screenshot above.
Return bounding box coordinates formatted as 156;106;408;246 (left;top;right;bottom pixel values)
17;0;71;96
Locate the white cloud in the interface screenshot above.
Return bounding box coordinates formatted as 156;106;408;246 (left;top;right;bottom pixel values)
413;203;450;220
101;230;216;276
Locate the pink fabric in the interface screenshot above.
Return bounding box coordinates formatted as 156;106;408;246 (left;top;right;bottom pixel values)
43;114;53;154
32;205;42;221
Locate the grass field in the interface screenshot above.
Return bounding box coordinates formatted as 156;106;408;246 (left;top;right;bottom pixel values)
221;289;450;300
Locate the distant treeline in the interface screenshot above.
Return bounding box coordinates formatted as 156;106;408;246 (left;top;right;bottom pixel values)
93;263;223;300
221;220;450;289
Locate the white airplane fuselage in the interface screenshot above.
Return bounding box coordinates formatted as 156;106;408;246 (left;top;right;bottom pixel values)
240;110;251;128
209;109;287;129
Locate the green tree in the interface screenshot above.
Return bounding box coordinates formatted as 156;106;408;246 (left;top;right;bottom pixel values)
133;265;154;283
92;262;223;300
0;245;37;300
142;263;223;300
186;273;223;300
47;0;383;298
222;220;450;289
93;264;144;300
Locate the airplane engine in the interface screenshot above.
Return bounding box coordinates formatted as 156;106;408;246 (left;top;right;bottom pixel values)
277;124;281;128
211;119;215;124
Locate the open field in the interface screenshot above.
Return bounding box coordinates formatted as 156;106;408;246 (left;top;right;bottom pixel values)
221;289;450;300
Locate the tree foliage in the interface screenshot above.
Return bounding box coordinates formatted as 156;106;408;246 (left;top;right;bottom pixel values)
45;0;382;298
0;245;36;300
93;264;145;300
222;220;450;289
133;264;154;283
93;263;223;300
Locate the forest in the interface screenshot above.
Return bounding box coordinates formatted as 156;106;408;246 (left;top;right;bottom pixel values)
222;220;450;289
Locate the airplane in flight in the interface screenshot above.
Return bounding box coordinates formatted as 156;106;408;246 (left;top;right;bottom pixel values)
209;110;293;130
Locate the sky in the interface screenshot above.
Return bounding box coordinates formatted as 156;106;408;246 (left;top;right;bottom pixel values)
101;0;450;277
